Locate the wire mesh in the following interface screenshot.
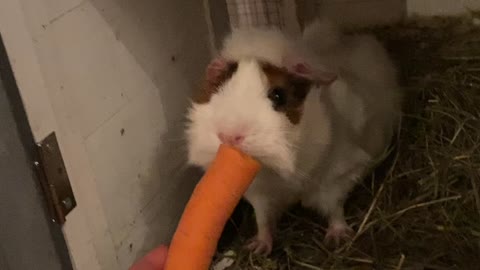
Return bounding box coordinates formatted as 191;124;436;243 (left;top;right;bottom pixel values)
226;0;285;28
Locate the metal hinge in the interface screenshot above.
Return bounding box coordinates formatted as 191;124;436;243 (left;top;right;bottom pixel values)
34;132;76;225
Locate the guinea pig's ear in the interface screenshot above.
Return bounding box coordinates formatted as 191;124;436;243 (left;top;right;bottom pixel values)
283;55;337;86
206;57;236;84
195;57;238;104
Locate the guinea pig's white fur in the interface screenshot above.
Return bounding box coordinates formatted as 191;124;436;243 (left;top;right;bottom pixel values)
186;20;401;255
187;59;300;177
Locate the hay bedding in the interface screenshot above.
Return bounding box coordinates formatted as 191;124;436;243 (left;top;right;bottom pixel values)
213;14;480;270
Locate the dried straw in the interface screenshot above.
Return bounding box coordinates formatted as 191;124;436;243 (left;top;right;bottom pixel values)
213;14;480;270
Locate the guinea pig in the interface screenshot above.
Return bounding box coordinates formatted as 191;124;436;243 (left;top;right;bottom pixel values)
185;20;402;255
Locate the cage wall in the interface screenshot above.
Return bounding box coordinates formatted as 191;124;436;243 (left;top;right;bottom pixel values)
0;0;211;269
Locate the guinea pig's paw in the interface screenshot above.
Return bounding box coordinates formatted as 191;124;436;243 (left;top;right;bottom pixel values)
245;234;273;256
324;222;354;248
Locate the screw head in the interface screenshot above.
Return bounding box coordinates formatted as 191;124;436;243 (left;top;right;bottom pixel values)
62;197;73;210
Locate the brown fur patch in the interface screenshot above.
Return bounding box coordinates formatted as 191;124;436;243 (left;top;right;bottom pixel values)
261;62;312;124
193;61;238;104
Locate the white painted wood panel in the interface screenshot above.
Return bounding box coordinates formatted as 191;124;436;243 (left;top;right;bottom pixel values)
84;90;167;247
33;4;137;138
0;0;211;269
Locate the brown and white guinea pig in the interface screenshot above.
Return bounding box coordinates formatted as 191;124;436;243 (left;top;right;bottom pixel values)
186;20;402;255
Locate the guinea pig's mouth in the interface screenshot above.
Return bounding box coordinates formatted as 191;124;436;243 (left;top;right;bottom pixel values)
188;131;297;178
238;145;297;179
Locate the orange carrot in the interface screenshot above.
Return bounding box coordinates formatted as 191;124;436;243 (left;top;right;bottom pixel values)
164;144;261;270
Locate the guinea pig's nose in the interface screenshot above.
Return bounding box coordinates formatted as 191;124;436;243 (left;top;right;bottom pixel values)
217;132;245;146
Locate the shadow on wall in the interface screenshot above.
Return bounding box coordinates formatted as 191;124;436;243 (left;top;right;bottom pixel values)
88;0;210;264
90;0;211;128
133;138;203;263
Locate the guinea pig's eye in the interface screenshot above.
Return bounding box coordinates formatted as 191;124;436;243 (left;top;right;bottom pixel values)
268;87;287;109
